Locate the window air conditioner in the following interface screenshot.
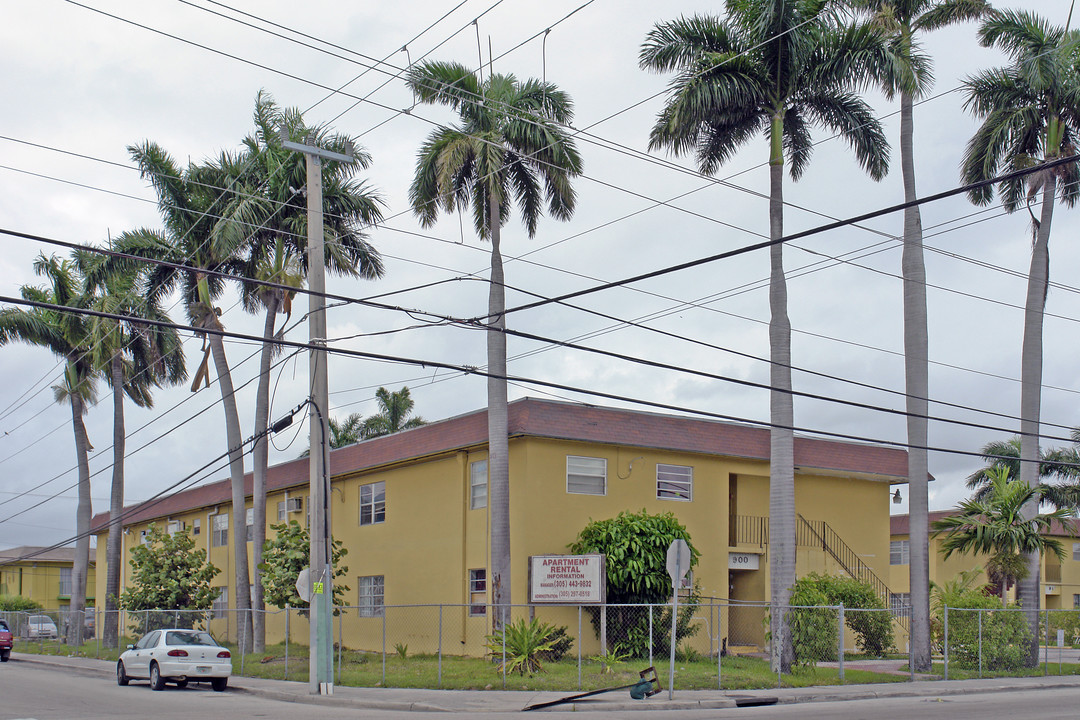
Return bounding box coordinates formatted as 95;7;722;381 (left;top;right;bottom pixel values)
286;497;303;513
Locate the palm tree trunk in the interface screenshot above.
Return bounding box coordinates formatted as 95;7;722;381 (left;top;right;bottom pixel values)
767;112;795;675
1018;173;1056;665
104;352;125;648
208;330;253;651
250;298;279;654
487;189;511;629
69;388;91;648
900;88;931;673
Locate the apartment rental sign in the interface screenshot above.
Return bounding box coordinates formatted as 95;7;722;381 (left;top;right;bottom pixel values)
529;554;606;604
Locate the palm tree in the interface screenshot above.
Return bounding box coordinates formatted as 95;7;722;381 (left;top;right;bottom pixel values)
967;434;1080;510
226;91;385;651
77;248;187;648
960;9;1080;657
407;61;583;622
96;144;256;650
361;386;426;439
855;0;990;673
0;253;98;646
641;4;890;672
933;467;1073;607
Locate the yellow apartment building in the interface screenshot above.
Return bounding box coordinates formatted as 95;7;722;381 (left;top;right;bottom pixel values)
0;546;96;609
890;512;1080;610
92;398;909;655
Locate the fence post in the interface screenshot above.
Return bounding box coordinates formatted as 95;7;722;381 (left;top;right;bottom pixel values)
577;605;582;690
649;604;654;669
381;606;387;686
838;604;845;685
943;606;949;681
438;604;443;688
284;604;289;682
977;609;982;678
240;611;247;678
501;605;507;690
717;604;722;691
337;608;342;685
1044;608;1049;676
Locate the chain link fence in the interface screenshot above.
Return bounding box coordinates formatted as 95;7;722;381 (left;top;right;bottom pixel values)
8;603;1080;687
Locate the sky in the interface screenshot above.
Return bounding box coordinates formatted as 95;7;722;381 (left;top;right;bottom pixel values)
1;0;1078;551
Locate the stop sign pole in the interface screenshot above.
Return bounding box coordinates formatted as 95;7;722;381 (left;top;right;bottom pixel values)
666;539;691;700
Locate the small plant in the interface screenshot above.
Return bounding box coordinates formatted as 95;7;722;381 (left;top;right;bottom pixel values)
590;642;631;674
537;625;574;662
485;618;560;676
677;643;703;663
394;642;408;659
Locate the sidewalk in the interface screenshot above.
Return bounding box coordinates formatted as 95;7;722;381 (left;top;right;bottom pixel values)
14;652;1080;713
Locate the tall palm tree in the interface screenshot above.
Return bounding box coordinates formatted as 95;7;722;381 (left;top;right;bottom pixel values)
407;61;583;622
0;253;98;646
967;434;1080;510
933;467;1072;607
77;248;187;648
225;91;385;651
960;9;1080;660
855;0;990;674
361;386;426;439
96;144;256;650
641;4;890;672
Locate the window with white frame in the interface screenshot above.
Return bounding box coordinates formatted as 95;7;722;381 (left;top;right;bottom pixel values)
166;520;184;535
357;575;384;617
1073;542;1080;561
246;508;254;542
192;518;201;536
359;482;386;526
469;569;486;616
212;586;228;619
470;460;488;510
1074;593;1080;609
59;567;72;596
657;464;693;501
211;514;228;547
890;539;910;565
567;456;606;495
277;501;286;522
890;592;911;617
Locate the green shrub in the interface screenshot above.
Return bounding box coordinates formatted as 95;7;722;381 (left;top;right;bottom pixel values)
787;574;894;661
485;618;561;675
789;582;837;665
537;625;574;662
0;595;43;612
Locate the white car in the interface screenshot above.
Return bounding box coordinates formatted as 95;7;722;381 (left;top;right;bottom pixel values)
117;629;232;691
23;614;58;639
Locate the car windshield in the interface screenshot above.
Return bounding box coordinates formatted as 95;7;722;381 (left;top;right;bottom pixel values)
165;630;218;647
0;620;8;631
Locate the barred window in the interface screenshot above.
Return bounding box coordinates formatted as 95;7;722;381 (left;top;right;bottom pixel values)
657;464;693;501
470;460;488;510
890;540;909;565
469;569;486;616
359;482;386;526
358;575;384;617
890;592;911;618
212;514;228;547
1073;543;1080;561
567;456;606;495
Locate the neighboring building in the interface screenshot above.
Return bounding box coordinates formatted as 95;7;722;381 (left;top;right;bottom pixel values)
889;512;1080;610
0;546;96;609
92;398;909;654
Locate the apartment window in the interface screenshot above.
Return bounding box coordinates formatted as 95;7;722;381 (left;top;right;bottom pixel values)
469;569;487;616
358;575;384;617
1074;594;1080;610
212;586;228;619
246;508;254;542
59;567;72;597
166;520;184;535
140;529;149;545
277;501;286;522
657;464;693;501
890;539;910;565
470;460;488;510
890;592;911;617
567;456;606;495
1073;543;1080;561
359;482;386;526
211;514;228;547
192;518;201;536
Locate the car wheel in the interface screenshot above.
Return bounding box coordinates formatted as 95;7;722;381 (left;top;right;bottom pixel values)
1;650;9;662
149;662;166;691
211;677;227;692
174;679;188;689
116;661;129;686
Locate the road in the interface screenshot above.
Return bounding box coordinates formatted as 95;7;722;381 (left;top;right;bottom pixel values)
4;659;1080;719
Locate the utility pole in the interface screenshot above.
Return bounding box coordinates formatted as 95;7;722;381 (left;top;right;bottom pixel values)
281;130;354;695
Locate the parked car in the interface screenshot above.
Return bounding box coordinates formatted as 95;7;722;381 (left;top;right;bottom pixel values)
23;615;58;639
117;629;231;691
0;619;13;661
61;609;95;640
